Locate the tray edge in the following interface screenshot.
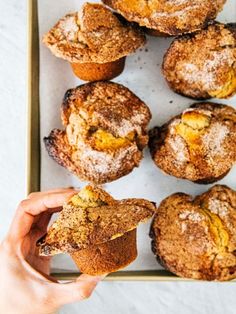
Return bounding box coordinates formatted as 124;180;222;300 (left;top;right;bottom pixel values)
27;0;41;196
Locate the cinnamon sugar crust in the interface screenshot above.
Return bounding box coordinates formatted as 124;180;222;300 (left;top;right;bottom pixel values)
38;185;156;256
44;81;151;184
163;23;236;99
43;2;146;63
149;103;236;183
102;0;226;35
150;185;236;281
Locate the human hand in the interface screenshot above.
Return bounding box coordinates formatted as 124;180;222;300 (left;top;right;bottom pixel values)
0;189;104;314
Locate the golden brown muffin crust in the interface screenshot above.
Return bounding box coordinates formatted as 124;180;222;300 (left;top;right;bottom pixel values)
150;185;236;281
70;57;126;81
43;2;146;63
163;23;236;99
102;0;226;35
44;129;75;174
45;81;151;184
149;103;236;184
38;185;156;256
71;229;137;275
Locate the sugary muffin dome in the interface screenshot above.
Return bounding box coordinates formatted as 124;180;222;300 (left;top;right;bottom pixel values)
61;82;151;148
44;82;151;184
150;185;236;281
149;103;236;184
43;2;146;63
163;23;236;99
102;0;226;35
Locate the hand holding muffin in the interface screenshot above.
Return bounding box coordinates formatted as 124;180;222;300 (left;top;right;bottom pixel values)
0;189;103;314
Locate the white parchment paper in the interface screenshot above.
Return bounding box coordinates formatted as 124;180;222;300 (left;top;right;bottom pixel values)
38;0;236;272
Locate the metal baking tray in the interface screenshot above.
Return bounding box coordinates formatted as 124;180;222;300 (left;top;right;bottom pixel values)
27;0;236;281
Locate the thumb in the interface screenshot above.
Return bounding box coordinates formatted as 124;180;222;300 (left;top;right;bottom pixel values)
50;274;105;306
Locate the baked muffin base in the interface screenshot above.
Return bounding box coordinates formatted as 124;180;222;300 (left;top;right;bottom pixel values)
71;229;137;275
70;57;126;81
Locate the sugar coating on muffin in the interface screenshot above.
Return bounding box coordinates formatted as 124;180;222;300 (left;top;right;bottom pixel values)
149;103;236;184
45;81;151;184
163;23;236;99
150;185;236;281
43;2;146;63
38;185;155;254
102;0;226;35
38;185;156;275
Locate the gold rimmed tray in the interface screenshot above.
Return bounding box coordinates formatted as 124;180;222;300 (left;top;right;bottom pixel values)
27;0;236;281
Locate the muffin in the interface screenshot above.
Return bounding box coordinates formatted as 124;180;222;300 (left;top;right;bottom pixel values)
150;185;236;281
163;23;236;99
43;3;146;81
149;102;236;184
102;0;226;36
38;185;156;275
44;81;151;184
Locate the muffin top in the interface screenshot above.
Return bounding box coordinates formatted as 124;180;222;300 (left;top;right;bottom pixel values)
61;81;151;140
44;81;151;184
149;103;236;183
43;2;146;63
150;185;236;281
38;185;156;255
102;0;226;35
163;23;236;99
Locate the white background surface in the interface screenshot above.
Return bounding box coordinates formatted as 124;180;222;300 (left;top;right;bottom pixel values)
0;1;236;313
